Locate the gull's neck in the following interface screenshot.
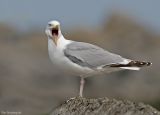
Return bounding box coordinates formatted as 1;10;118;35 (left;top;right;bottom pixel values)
57;35;71;49
48;34;71;51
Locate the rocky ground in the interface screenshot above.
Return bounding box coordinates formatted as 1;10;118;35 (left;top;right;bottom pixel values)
50;97;160;115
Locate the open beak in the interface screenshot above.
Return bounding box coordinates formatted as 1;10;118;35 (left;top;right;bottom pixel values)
51;25;59;45
51;26;58;36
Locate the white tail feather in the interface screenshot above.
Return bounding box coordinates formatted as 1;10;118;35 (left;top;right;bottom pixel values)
120;67;140;70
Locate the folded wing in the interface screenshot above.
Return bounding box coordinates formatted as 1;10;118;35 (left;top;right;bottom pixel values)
64;42;126;68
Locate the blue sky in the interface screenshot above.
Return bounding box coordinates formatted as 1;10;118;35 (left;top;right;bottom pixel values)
0;0;160;31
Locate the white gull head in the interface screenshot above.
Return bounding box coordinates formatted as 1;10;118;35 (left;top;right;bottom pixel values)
45;20;63;46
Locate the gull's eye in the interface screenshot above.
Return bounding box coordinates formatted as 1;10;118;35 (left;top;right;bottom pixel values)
48;24;52;27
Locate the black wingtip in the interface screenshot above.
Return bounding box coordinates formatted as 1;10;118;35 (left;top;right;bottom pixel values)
129;61;152;67
146;62;152;66
108;61;152;68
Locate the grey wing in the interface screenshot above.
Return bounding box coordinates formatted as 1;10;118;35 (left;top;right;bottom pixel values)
64;41;126;69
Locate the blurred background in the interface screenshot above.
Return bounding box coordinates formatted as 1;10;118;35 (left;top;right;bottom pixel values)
0;0;160;115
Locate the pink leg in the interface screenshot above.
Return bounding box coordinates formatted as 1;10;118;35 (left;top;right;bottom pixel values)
79;77;85;97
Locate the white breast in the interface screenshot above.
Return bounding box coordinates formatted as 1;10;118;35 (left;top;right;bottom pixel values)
48;38;93;76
